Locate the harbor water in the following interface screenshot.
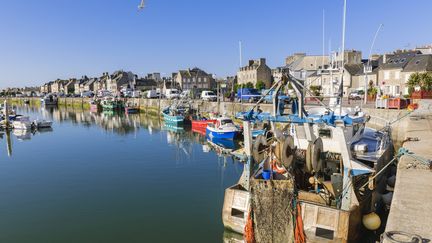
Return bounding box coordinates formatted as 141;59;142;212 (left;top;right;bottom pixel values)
0;105;243;243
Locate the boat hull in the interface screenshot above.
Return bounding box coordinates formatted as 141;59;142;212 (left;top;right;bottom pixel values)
192;119;216;129
162;112;185;125
206;127;237;140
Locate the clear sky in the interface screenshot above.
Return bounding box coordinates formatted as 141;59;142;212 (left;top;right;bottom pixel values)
1;0;431;88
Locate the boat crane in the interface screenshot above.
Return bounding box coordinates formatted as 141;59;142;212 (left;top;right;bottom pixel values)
138;0;145;10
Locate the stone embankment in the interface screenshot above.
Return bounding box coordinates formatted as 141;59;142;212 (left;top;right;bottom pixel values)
383;100;432;242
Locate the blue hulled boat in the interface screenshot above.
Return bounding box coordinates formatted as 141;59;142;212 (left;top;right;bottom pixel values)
206;117;240;140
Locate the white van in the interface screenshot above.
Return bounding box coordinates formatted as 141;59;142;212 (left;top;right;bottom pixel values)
201;91;217;101
165;89;180;99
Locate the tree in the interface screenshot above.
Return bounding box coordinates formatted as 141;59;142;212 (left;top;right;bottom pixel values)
407;72;421;95
255;80;266;91
420;72;432;91
245;82;254;89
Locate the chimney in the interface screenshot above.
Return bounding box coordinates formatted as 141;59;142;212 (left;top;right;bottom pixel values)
383;54;387;64
259;58;266;65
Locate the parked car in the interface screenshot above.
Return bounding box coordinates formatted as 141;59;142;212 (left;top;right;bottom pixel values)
146;90;163;99
236;88;262;102
81;91;94;98
165;89;180;99
349;90;364;100
201;91;217;101
97;90;112;97
262;89;290;103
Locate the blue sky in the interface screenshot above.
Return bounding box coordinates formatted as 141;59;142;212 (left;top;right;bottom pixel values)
1;0;431;88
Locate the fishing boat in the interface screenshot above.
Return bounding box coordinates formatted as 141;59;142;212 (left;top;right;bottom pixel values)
206;117;240;140
225;72;393;242
33;119;53;128
161;99;192;126
101;97;123;111
12;116;32;130
192;118;217;130
41;93;58;106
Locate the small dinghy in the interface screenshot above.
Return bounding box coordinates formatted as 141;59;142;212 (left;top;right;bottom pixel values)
34;119;53;128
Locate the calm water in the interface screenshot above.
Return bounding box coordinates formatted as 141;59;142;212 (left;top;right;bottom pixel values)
0;105;244;243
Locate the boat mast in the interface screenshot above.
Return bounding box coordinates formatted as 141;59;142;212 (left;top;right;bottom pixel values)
339;0;347;116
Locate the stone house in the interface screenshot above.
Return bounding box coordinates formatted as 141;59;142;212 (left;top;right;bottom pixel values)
399;54;432;94
74;76;89;95
285;53;329;81
83;78;97;92
64;79;76;95
237;58;272;88
135;78;158;91
377;51;419;96
106;71;135;94
174;68;214;91
50;79;64;94
40;82;52;94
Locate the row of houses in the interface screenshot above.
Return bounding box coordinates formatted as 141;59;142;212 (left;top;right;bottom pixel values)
31;44;432;98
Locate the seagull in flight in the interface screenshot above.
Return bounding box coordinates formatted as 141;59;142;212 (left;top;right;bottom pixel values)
138;0;145;10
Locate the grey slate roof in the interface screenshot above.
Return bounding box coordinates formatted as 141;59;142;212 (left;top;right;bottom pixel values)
403;54;432;72
379;51;419;70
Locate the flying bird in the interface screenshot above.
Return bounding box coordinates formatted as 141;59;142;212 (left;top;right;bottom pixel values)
138;0;145;10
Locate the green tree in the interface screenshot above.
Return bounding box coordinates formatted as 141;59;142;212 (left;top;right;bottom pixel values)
420;72;432;91
255;80;266;91
407;72;421;95
245;82;254;89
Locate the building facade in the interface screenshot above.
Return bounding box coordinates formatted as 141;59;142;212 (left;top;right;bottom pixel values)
174;68;214;90
237;58;272;88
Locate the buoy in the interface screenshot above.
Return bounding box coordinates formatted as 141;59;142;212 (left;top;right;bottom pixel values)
362;212;381;230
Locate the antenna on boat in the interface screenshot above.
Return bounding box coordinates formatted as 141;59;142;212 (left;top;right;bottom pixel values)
339;0;347;117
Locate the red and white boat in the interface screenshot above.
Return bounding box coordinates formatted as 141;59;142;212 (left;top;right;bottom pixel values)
191;119;216;130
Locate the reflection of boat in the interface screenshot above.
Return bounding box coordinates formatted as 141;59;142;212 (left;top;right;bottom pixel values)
37;127;54;133
34;119;53;128
12;116;32;130
124;103;140;114
192;126;206;136
206;117;240;140
41;93;58;106
89;99;100;112
13;129;31;140
207;137;237;151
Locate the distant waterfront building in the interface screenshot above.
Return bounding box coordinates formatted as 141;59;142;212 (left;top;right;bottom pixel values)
285;53;329;81
64;79;76;95
173;67;214;91
74;76;89;95
237;58;272;88
378;51;432;96
106;71;135;94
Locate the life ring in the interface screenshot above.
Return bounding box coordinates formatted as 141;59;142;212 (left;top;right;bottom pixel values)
281;135;295;168
312;137;324;172
253;135;267;163
305;142;313;173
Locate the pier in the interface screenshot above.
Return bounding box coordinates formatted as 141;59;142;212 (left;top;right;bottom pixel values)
383;100;432;242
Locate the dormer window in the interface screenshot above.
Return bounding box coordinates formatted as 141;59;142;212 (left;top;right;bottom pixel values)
415;60;420;65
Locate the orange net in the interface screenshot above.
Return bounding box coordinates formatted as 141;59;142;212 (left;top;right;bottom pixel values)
244;209;255;243
294;203;306;243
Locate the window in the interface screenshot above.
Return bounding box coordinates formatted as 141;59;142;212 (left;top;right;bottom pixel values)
384;71;390;80
400;58;406;63
193;77;196;83
204;78;207;82
198;77;202;83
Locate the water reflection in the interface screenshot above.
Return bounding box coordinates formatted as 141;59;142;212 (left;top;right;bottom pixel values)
0;105;246;242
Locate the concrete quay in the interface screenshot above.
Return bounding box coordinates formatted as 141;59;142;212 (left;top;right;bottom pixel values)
384;100;432;242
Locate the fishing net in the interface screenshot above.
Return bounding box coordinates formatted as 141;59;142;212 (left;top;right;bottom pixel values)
250;178;295;243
